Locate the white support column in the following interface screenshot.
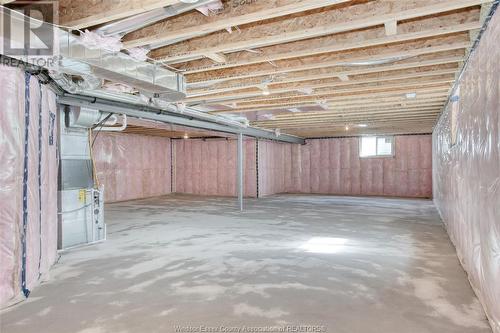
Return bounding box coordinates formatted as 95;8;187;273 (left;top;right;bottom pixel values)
237;133;244;211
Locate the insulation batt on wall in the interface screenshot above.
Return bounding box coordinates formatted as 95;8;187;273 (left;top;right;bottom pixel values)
173;138;257;197
257;135;432;198
92;132;172;203
0;65;58;307
433;11;500;333
173;135;432;198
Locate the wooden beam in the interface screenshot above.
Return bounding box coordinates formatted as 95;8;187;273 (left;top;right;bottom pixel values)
204;77;455;107
59;0;180;29
123;0;351;48
272;104;448;119
255;113;442;128
211;88;452;113
210;94;450;115
185;68;458;103
211;96;449;115
152;0;486;62
185;38;470;84
177;22;479;73
256;107;444;121
188;52;464;96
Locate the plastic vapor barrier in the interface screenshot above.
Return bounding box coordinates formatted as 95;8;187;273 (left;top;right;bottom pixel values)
0;65;58;308
174;139;257;197
93;132;172;203
433;11;500;333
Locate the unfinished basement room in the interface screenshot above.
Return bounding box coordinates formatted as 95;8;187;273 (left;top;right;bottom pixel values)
0;0;499;332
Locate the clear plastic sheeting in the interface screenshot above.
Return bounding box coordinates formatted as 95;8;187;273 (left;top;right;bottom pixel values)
92;133;172;203
0;65;58;308
258;135;432;198
174;139;257;197
433;11;500;333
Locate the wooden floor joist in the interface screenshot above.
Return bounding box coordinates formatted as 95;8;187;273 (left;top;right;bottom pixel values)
152;0;485;63
208;92;451;113
187;54;463;97
72;0;491;136
185;68;459;103
59;0;181;29
123;0;351;48
185;38;471;83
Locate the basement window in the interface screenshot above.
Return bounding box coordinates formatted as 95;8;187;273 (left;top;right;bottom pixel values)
359;136;394;157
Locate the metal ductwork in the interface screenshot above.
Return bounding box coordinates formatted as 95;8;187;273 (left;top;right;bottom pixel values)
1;6;186;100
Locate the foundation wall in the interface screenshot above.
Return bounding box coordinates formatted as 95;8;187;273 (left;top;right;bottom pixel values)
433;12;500;333
173;139;257;197
93;133;172;203
258;135;432;198
0;66;58;307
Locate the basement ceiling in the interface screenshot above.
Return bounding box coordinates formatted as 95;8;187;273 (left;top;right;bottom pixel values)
53;0;495;137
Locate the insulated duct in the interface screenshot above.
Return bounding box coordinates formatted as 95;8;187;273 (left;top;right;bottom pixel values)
49;73;102;94
1;6;186;99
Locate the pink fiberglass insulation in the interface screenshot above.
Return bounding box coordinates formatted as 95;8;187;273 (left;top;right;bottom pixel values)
93;132;172;203
173;139;257;197
433;12;499;333
0;65;58;308
258;135;432;198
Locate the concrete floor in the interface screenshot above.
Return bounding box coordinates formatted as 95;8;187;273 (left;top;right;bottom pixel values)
0;194;491;333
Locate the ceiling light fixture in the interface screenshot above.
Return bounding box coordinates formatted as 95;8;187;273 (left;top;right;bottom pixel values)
183;133;189;139
358;124;368;127
405;92;417;99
